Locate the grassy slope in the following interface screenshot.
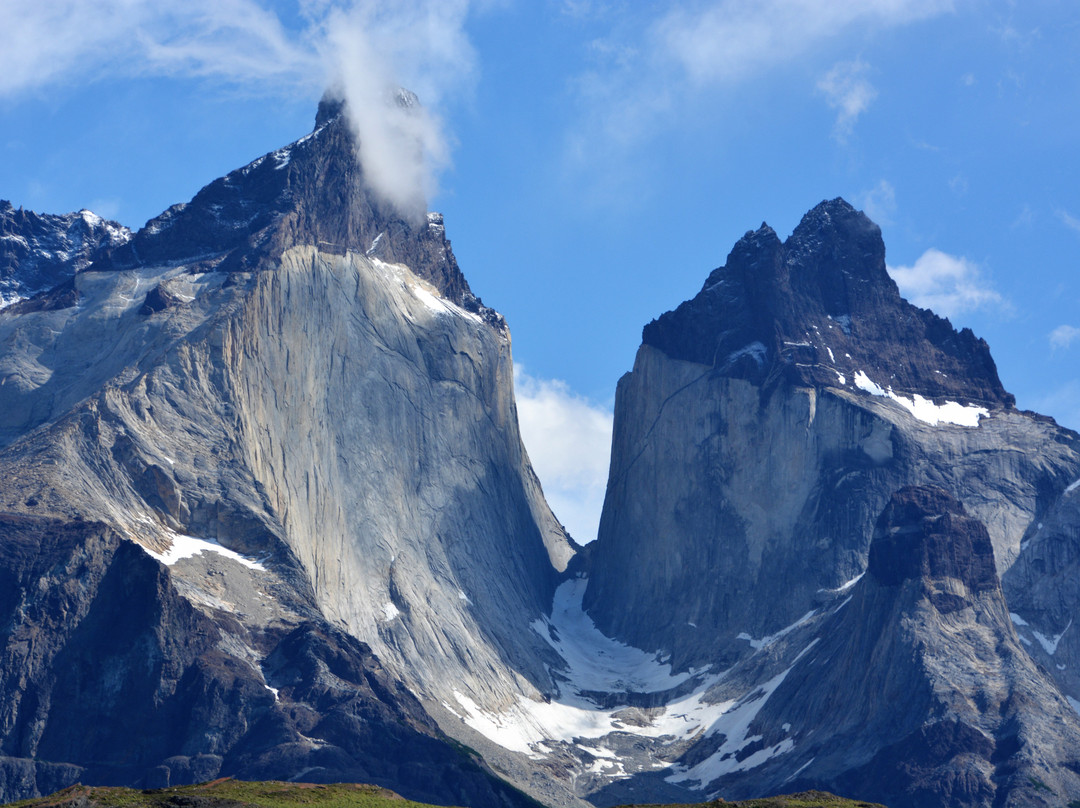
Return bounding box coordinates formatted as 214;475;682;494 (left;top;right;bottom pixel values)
3;780;885;808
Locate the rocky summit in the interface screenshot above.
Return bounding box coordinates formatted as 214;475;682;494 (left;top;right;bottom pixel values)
3;96;1080;808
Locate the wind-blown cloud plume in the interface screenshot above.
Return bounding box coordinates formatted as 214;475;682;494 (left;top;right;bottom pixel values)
514;366;613;545
889;248;1005;319
0;1;476;218
818;59;877;141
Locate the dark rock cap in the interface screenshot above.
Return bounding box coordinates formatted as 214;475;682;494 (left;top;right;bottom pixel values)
92;92;500;328
642;198;1013;409
868;486;998;592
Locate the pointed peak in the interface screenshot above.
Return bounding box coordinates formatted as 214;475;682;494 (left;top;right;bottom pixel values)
315;92;347;129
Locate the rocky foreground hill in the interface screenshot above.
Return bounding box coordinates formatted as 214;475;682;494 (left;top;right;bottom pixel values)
2;95;1080;808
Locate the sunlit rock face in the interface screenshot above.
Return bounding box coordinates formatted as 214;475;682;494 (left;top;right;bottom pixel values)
0;96;569;806
573;200;1080;807
8;101;1080;808
585;200;1080;673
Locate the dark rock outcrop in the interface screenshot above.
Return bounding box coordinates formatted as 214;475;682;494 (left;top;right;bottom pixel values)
0;513;531;807
0;200;130;308
642;199;1011;409
98;94;497;327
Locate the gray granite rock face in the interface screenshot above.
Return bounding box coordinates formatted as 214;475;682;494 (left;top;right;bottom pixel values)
584;343;1080;674
576;201;1080;807
0;97;569;806
718;487;1080;808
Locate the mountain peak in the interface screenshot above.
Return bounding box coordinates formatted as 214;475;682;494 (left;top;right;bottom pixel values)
315;92;346;128
641;198;1012;409
95;96;496;324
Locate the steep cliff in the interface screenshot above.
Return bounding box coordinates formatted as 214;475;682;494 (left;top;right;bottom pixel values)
0;95;569;805
584;199;1080;673
707;487;1080;808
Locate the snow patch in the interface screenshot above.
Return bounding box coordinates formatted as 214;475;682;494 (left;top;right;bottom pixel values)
1032;619;1072;655
666;642;816;788
1066;478;1080;495
726;342;767;368
380;602;401;622
853;370;988;427
533;578;697;693
737;610;817;651
142;533;266;570
1069;696;1080;716
821;573;863;594
826;346;835;363
1010;612;1030;627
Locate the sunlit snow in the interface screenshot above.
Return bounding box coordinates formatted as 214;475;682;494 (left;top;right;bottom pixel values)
445;577;806;787
666;642;817;787
853;370;987;427
142;533;266;570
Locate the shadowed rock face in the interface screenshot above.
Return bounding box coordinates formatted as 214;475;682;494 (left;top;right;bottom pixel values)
756;487;1080;808
575;486;1080;808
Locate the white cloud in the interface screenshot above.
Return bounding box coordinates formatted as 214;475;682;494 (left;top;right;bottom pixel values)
565;0;954;181
318;2;475;219
1050;326;1080;350
858;179;896;225
0;1;479;218
1058;209;1080;236
888;248;1005;319
653;0;953;86
817;59;877;141
514;366;613;545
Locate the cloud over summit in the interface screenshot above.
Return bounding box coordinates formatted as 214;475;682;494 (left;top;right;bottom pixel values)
0;0;478;217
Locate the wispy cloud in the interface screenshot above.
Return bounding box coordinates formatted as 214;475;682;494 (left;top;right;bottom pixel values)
565;0;954;182
0;1;480;217
858;179;897;226
514;366;613;545
1058;209;1080;236
1050;325;1080;350
817;59;877;141
889;248;1006;319
653;0;953;87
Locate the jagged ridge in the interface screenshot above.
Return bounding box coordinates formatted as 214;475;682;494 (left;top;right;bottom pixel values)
642;199;1012;409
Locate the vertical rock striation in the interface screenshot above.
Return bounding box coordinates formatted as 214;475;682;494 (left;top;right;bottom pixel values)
0;94;569;805
585;199;1080;673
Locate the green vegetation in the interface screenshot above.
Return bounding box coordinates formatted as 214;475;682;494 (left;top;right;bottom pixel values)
2;779;457;808
3;781;886;808
615;791;887;808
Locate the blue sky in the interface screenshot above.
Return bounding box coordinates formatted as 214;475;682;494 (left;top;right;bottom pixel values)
2;1;1079;543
